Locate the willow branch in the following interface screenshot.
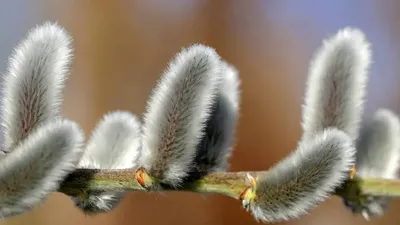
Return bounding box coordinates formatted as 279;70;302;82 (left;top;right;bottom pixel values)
59;168;400;201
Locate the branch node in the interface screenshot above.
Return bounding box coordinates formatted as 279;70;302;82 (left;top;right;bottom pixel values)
135;168;156;190
240;173;257;211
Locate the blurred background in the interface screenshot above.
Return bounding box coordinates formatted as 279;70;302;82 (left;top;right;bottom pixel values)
0;0;399;224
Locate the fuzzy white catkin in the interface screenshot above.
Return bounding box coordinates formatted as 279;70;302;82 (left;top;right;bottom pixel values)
248;128;355;222
0;119;84;218
76;111;141;213
139;44;222;187
301;27;371;141
187;61;240;181
348;109;400;219
1;22;73;152
356;109;400;179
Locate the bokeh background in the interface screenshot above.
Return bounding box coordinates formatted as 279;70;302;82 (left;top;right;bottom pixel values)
0;0;399;224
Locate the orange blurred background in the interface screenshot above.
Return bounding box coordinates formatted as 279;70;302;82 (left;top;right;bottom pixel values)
0;0;399;225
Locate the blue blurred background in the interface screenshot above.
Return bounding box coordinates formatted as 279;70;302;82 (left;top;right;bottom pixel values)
0;0;399;225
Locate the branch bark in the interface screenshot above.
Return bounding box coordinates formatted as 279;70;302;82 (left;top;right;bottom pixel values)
59;168;400;205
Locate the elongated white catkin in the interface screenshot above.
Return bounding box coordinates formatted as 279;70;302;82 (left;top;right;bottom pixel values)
187;61;240;181
345;109;400;219
0;119;84;218
75;111;142;214
356;109;400;179
139;44;222;187
247;128;355;222
1;22;73;152
301;27;371;141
